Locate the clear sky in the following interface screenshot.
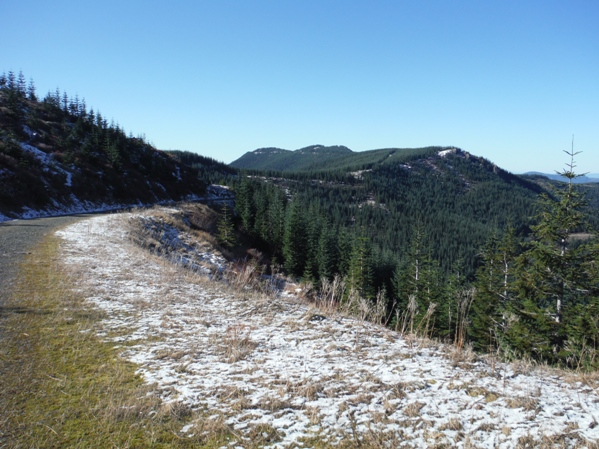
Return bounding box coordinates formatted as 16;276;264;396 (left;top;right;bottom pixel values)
1;0;597;173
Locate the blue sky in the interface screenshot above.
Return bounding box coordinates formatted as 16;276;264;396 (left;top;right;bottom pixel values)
1;0;597;173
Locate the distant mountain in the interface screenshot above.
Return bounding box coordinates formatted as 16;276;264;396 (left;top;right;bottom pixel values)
230;144;354;171
0;72;212;220
232;146;554;276
523;171;599;183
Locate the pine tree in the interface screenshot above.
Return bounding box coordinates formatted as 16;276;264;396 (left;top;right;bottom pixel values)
27;78;37;101
470;227;519;352
6;70;15;90
346;230;374;300
62;91;69;112
267;187;287;251
17;70;26;96
509;144;596;363
317;224;340;280
282;199;307;276
437;258;467;342
392;224;441;334
217;205;236;248
235;178;256;234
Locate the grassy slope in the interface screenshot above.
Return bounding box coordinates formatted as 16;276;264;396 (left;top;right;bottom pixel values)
0;217;356;449
0;234;228;448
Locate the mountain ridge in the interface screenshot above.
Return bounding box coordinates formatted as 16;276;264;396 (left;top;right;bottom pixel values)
230;144;449;172
230;144;355;172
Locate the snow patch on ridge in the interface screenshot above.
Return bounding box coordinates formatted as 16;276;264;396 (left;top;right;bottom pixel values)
438;148;458;157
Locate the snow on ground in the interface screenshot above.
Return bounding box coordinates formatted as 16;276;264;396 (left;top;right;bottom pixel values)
19;141;74;185
0;185;229;223
56;211;599;448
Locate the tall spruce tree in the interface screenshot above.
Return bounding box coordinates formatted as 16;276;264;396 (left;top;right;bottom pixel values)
217;205;236;248
470;227;519;352
392;224;441;334
347;230;374;300
509;145;597;363
283;199;307;276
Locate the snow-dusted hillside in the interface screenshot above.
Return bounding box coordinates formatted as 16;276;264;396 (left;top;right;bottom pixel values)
0;84;210;221
55;209;599;448
0;184;233;223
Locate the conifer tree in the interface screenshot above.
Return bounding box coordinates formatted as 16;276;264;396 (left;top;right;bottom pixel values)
317;224;340;280
392;224;441;334
347;230;374;300
17;70;26;96
235;178;256;234
509;144;597;363
267;187;287;251
27;78;37;101
470;227;519;352
283;199;307;276
217;205;236;248
62;91;69;112
6;71;15;90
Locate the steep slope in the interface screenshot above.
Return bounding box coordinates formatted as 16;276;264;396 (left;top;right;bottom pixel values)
0;75;207;220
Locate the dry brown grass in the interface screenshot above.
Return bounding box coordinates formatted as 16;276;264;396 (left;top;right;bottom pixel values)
403;401;425;418
221;324;259;363
506;396;539;411
438;417;463;431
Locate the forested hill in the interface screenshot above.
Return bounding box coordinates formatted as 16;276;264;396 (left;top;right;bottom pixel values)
0;71;216;220
230;144;355;171
231;146;549;278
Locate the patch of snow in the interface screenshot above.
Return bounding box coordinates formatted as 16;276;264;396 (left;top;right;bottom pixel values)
22;124;37;138
55;211;599;448
173;166;182;181
132;213;227;274
20;142;53;165
19;141;75;187
438;148;457;158
349;169;372;180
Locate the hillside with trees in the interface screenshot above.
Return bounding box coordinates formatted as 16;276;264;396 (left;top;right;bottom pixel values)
0;70;221;220
231;146;599;368
230;144;354;172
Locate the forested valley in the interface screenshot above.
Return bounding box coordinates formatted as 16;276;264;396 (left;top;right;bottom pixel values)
229;146;599;369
